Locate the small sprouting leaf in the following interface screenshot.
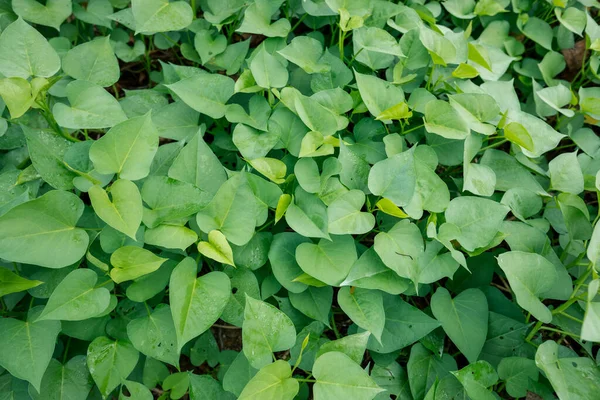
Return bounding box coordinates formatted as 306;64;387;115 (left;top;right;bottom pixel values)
197;230;236;267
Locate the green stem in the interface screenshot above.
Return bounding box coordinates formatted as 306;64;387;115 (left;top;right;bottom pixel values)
402;124;424;135
330;315;341;339
191;0;196;18
338;28;346;60
538;327;580;338
63;337;71;364
295;378;316;383
479;139;508;152
291;13;307;32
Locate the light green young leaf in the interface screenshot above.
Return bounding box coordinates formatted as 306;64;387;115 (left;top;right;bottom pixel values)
247;157;287;184
37;269;110;322
0;267;42;297
327;190;375;235
29;356;93;400
109;246;167;284
0;18;60;78
144;224;198;251
132;0;193;35
451;360;498;400
12;0;71;30
431;287;488;363
444;197;509;252
53;80;127;129
0;308;61;392
239;360;299;400
90;113;159;180
167;73;235;119
296;235;358;286
497;251;558;323
242;296;296;369
536;83;575;117
316;332;369;364
197;230;235;267
0;77;46;118
535;340;600;400
169;257;231;351
579;87;600;120
313;352;384;400
0;191;88;268
127;304;179;367
338;287;385;343
89;179;143;240
87;337;139;398
194;29;227;64
63;37;119;87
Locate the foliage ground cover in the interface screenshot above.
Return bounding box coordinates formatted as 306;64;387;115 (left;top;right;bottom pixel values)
1;0;600;399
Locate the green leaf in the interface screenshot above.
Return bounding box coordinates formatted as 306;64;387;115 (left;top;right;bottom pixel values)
37;269;110;321
196;174;258;246
189;374;234;400
313;352;384;400
424;100;470;140
0;267;42;297
166;73;235;119
239;360;299;400
247;157;287;184
0;191;88;268
367;294;440;354
535;340;600;400
242;296;296;369
503;109;565;158
87;336;139;398
127;304;179;367
53;80;127;129
269;232;310;293
63;37;119;87
497;357;538;398
407;343;457;400
250;47;288;89
285;188;330;239
451;360;498;400
497;251;558;323
23;127;76;190
341;248;410;295
355;70;404;121
237;0;291;37
0;18;60;78
0;77;46;118
296;235;357;286
431;287;488;363
90;113;159;180
29;356;93;400
444;197;509;252
353;26;403;70
316;332;368;364
12;0;71;30
120;380;153;400
289;286;332;326
0;309;61;392
197;230;235;267
278;37;329;74
109;246;167;284
169;257;231;351
338;287;385;343
89;179;142;240
132;0;192;35
327;190;375;235
144;224;198;251
549;151;584;194
518;16;553;50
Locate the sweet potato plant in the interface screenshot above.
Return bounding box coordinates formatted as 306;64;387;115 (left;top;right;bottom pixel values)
0;0;600;399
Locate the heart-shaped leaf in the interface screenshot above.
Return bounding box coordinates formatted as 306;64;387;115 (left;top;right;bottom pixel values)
132;0;193;35
296;234;357;286
127;304;179;367
37;269;111;321
337;287;385;343
0;307;61;392
87;336;139;398
327;190;375;235
12;0;71;30
63;37;119;87
431;287;488;363
0;267;43;297
30;356;93;400
239;360;299;400
242;296;296;369
169;257;231;351
89;179;142;240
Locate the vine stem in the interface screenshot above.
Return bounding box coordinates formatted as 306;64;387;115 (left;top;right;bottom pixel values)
479;139;508;152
